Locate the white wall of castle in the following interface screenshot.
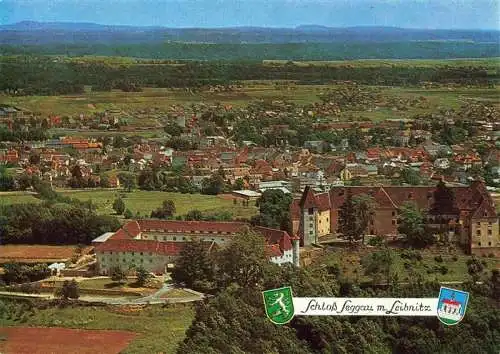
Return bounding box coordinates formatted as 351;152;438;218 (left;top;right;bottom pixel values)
269;249;294;266
96;251;177;275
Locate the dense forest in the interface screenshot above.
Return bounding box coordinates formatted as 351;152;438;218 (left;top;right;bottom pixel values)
0;56;496;95
1;41;499;60
173;232;500;354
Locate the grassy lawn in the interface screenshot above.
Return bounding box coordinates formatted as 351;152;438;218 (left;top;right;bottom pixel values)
0;192;40;206
77;277;162;291
160;289;196;299
1;304;195;354
316;248;499;283
57;189;258;220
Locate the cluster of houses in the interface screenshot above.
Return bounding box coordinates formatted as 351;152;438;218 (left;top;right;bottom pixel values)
2;130;498;193
1;100;499;193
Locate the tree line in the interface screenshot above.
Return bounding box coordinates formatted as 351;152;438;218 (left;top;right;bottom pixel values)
0;56;495;95
1;41;498;61
0;184;120;245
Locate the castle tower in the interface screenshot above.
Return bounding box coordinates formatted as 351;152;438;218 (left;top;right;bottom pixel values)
299;186;318;246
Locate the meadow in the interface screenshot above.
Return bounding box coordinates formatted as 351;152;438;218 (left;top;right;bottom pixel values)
0;192;42;206
0;189;258;219
57;189;258;219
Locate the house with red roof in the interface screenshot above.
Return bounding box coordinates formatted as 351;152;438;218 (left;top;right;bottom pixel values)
0;149;19;164
94;220;300;274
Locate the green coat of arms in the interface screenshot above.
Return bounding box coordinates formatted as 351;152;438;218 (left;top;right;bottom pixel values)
262;286;295;325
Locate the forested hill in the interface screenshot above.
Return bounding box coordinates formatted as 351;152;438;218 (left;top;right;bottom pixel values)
1;22;499;44
1;22;499;60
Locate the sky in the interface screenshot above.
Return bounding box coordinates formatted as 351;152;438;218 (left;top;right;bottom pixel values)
0;0;499;30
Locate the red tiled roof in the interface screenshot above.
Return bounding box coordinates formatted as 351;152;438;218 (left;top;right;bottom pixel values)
300;186;317;209
266;244;283;258
366;148;382;159
95;239;213;256
251;159;273;175
99;219;291;260
316;192;331;212
110;228;131;240
290;200;301;220
472;199;497;219
123;220;141;238
292;182;497;220
254;226;292;251
137;220;248;234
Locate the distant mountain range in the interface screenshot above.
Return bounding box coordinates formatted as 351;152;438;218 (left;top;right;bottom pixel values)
1;21;499;45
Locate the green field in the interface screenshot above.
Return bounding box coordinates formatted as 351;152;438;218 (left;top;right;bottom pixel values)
0;304;194;354
317;249;499;283
1;82;498;121
160;288;197;299
0;85;319;116
57;189;258;219
0;192;41;206
264;58;500;69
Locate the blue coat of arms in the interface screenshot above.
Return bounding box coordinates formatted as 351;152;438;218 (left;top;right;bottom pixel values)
437;287;469;326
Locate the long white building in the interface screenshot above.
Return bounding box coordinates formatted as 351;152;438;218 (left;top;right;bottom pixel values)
93;220;300;275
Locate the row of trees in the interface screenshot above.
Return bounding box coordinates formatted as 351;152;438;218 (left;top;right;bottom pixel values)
0;126;49;142
0;202;120;245
1;263;51;285
0;183;120;244
127;167;242;195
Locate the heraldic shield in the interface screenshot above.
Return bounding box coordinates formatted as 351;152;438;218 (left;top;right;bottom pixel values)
262;286;295;325
437;286;469;326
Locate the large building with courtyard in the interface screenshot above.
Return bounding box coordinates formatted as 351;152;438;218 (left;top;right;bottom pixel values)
291;181;499;256
93;220;300;274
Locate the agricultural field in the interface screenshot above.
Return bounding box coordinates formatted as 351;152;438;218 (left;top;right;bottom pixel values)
0;85;317;116
0;304;195;354
316;248;499;283
1;81;499;123
0;327;137;354
57;189;258;219
0;245;86;264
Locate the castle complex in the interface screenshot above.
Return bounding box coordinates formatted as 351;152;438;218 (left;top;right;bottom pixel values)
291;181;499;256
93;220;300;274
